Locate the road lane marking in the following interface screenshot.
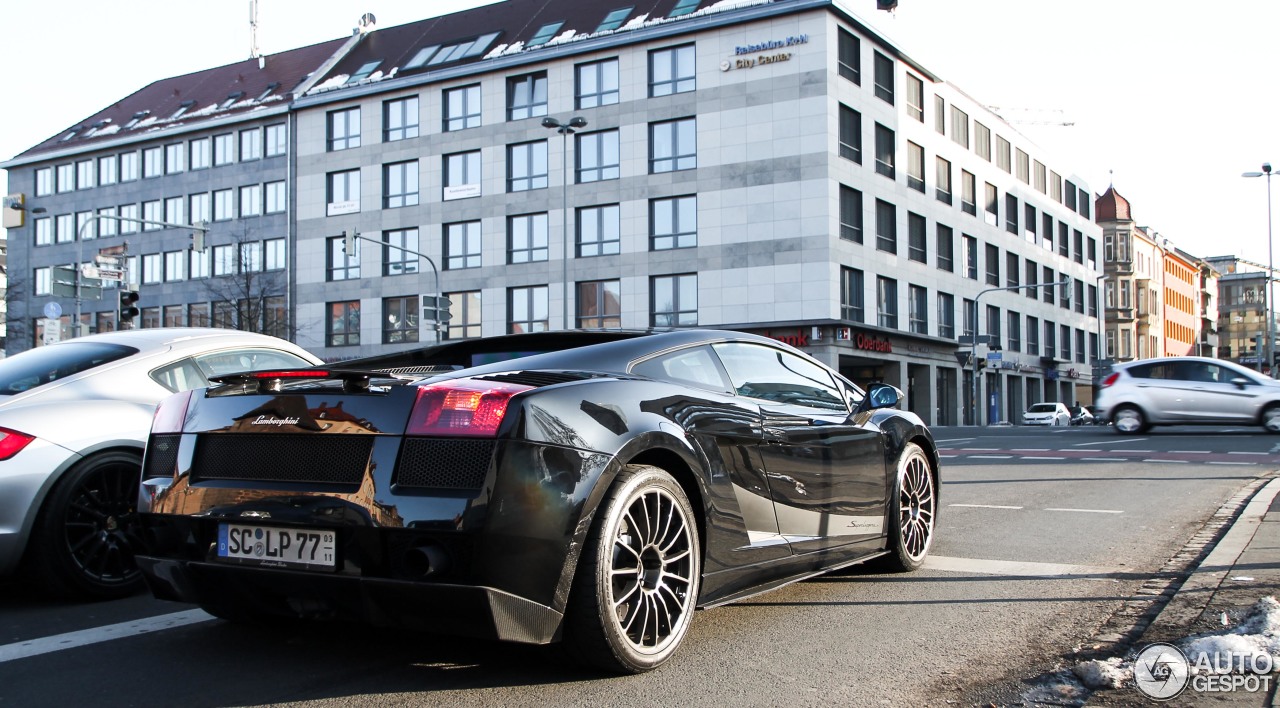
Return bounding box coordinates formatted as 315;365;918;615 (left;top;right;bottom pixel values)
933;437;976;444
923;555;1118;577
0;609;214;664
970;455;1013;459
1011;448;1051;452
949;503;1024;510
1074;438;1149;446
1022;456;1066;460
1229;451;1268;456
1145;459;1189;463
1082;457;1128;462
1044;507;1124;514
1172;450;1210;454
1209;461;1256;466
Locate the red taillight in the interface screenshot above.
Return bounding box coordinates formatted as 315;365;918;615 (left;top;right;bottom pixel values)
0;427;35;461
152;390;194;434
406;380;533;437
249;370;331;379
1101;373;1120;388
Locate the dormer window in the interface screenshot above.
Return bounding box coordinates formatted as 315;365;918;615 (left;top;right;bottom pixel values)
596;7;633;32
345;61;382;85
528;21;563;47
256;82;280;101
170;100;196;119
405;45;441;70
220;92;244;109
59;127;82;142
125;111;150;129
670;0;699;16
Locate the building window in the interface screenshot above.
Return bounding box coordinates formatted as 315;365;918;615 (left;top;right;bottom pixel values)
650;118;696;173
55;213;73;242
652;274;697;327
327;169;360;215
142;253;162;284
1059;222;1070;258
950;106;969;148
34;267;51;295
1074;279;1085;314
984;183;998;226
444;150;482;200
327;107;360;151
383;160;420;208
1004;193;1018;234
56;164;74;192
1043;266;1056;304
189;138;211;170
1006;251;1019;289
873;51;893;104
327;301;361;347
163;196;183;225
651;195;697;250
444;291;482;340
508;285;550;333
119;204;139;233
1060;324;1072;360
1074;229;1085;264
265;238;286;271
577;129;620;182
837;27;860;84
838;104;861;163
841;267;864;322
934;96;946;135
650;44;695;97
35;167;52;196
938;292;955;339
445;221;482;270
265;123;288;156
908;212;927;263
507;71;548;121
96;158;116;186
577;204;621;257
909;285;928;334
143;147;163;178
1024;203;1037;242
161;250;186;282
577;280;621;328
240;242;263;273
936;156;952;204
508;212;549;264
1025;259;1039;299
507;140;548;191
141;307;161;329
875;199;896;254
840;185;863;243
240;128;262;161
383;228;419;276
877;276;898;329
443;84;481;131
142;200;162;229
874;123;895;178
907;141;925;192
239;184;262;217
961;170;977;216
936;224;954;272
577;58;620;108
213;133;235;165
327;235;360;281
996;135;1012;173
985;244;1000;286
120;152;139;181
1016;148;1030;184
1008;311;1022;352
265;181;286;213
383;295;420;344
77;159;96;187
383;96;420;141
1027;315;1040;355
905;74;924;121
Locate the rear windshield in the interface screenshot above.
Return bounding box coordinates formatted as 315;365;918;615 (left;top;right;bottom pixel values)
0;342;138;394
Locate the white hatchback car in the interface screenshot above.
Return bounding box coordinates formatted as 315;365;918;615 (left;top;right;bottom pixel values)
1096;356;1280;434
0;328;321;598
1023;402;1071;426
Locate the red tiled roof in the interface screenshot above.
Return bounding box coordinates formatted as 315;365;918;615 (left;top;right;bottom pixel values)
1095;186;1131;222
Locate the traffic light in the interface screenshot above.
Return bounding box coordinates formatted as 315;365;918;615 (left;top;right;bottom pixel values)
118;290;140;322
343;230;358;254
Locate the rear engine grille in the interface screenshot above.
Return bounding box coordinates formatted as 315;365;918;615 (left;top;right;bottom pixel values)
475;371;591;387
191;434;372;486
145;434;181;478
395;438;496;490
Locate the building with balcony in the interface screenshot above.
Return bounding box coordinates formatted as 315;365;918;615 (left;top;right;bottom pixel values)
2;0;1105;426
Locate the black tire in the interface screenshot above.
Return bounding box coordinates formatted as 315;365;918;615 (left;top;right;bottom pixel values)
1262;404;1280;434
562;464;701;674
879;443;935;573
26;451;146;599
1112;405;1148;435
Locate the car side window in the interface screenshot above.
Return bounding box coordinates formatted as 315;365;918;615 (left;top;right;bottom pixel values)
150;359;209;393
631;346;733;394
711;342;847;412
193;348;314;379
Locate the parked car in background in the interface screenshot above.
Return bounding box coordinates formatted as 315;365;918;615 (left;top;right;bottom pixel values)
0;329;321;599
1096;356;1280;434
1023;402;1071;426
1069;405;1095;426
135;329;941;673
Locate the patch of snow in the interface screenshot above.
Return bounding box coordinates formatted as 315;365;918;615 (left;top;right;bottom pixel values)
95;125;121;136
620;13;651;31
543;29;579;47
132;116;158;130
1021;668;1089;707
307;73;351;94
1072;657;1131;690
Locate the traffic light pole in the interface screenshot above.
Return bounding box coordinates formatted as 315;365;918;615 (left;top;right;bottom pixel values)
343;230;444;341
970;279;1070;427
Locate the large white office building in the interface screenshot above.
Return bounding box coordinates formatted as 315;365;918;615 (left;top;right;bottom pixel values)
3;0;1103;426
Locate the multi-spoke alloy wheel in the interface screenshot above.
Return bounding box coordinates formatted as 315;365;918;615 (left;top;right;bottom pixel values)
29;452;145;599
1113;406;1147;435
881;443;935;572
564;464;700;673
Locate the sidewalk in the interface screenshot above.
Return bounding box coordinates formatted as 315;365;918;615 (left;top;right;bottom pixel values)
1084;477;1280;706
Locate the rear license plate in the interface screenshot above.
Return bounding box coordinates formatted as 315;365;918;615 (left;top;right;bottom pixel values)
216;524;336;570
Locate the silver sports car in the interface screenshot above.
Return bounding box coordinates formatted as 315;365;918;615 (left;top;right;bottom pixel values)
0;328;321;599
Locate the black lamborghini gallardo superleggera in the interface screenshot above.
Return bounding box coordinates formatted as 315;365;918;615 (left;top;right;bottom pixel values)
136;329;940;673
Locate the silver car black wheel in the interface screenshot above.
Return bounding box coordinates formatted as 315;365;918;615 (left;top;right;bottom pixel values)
564;464;700;673
880;443;935;572
1263;405;1280;434
1113;406;1147;435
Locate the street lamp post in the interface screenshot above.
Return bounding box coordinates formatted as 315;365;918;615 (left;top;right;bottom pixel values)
1243;163;1275;376
542;115;587;330
970;279;1071;426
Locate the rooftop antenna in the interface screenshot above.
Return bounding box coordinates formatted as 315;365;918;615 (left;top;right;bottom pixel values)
358;12;377;34
250;0;264;68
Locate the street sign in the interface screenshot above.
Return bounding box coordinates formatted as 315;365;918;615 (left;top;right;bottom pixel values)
43;302;62;319
422;294;453;323
41;318;61;345
986;351;1002;361
95;268;125;282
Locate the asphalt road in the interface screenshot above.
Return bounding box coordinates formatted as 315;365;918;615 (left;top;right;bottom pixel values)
1;424;1276;707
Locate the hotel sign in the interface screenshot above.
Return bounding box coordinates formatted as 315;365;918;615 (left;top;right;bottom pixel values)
721;33;808;71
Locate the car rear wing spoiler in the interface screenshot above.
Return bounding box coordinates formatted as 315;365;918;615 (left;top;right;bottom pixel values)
209;368;413;394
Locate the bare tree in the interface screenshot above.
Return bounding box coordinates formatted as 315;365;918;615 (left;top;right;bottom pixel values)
201;228;292;339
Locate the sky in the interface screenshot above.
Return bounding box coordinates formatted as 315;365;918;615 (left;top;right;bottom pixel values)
2;0;1278;265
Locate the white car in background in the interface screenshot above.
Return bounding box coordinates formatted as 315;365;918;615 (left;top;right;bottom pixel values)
1096;356;1280;434
0;328;321;599
1023;402;1071;426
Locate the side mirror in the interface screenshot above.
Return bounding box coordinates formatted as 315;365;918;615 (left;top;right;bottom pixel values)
865;383;903;410
1230;377;1250;389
